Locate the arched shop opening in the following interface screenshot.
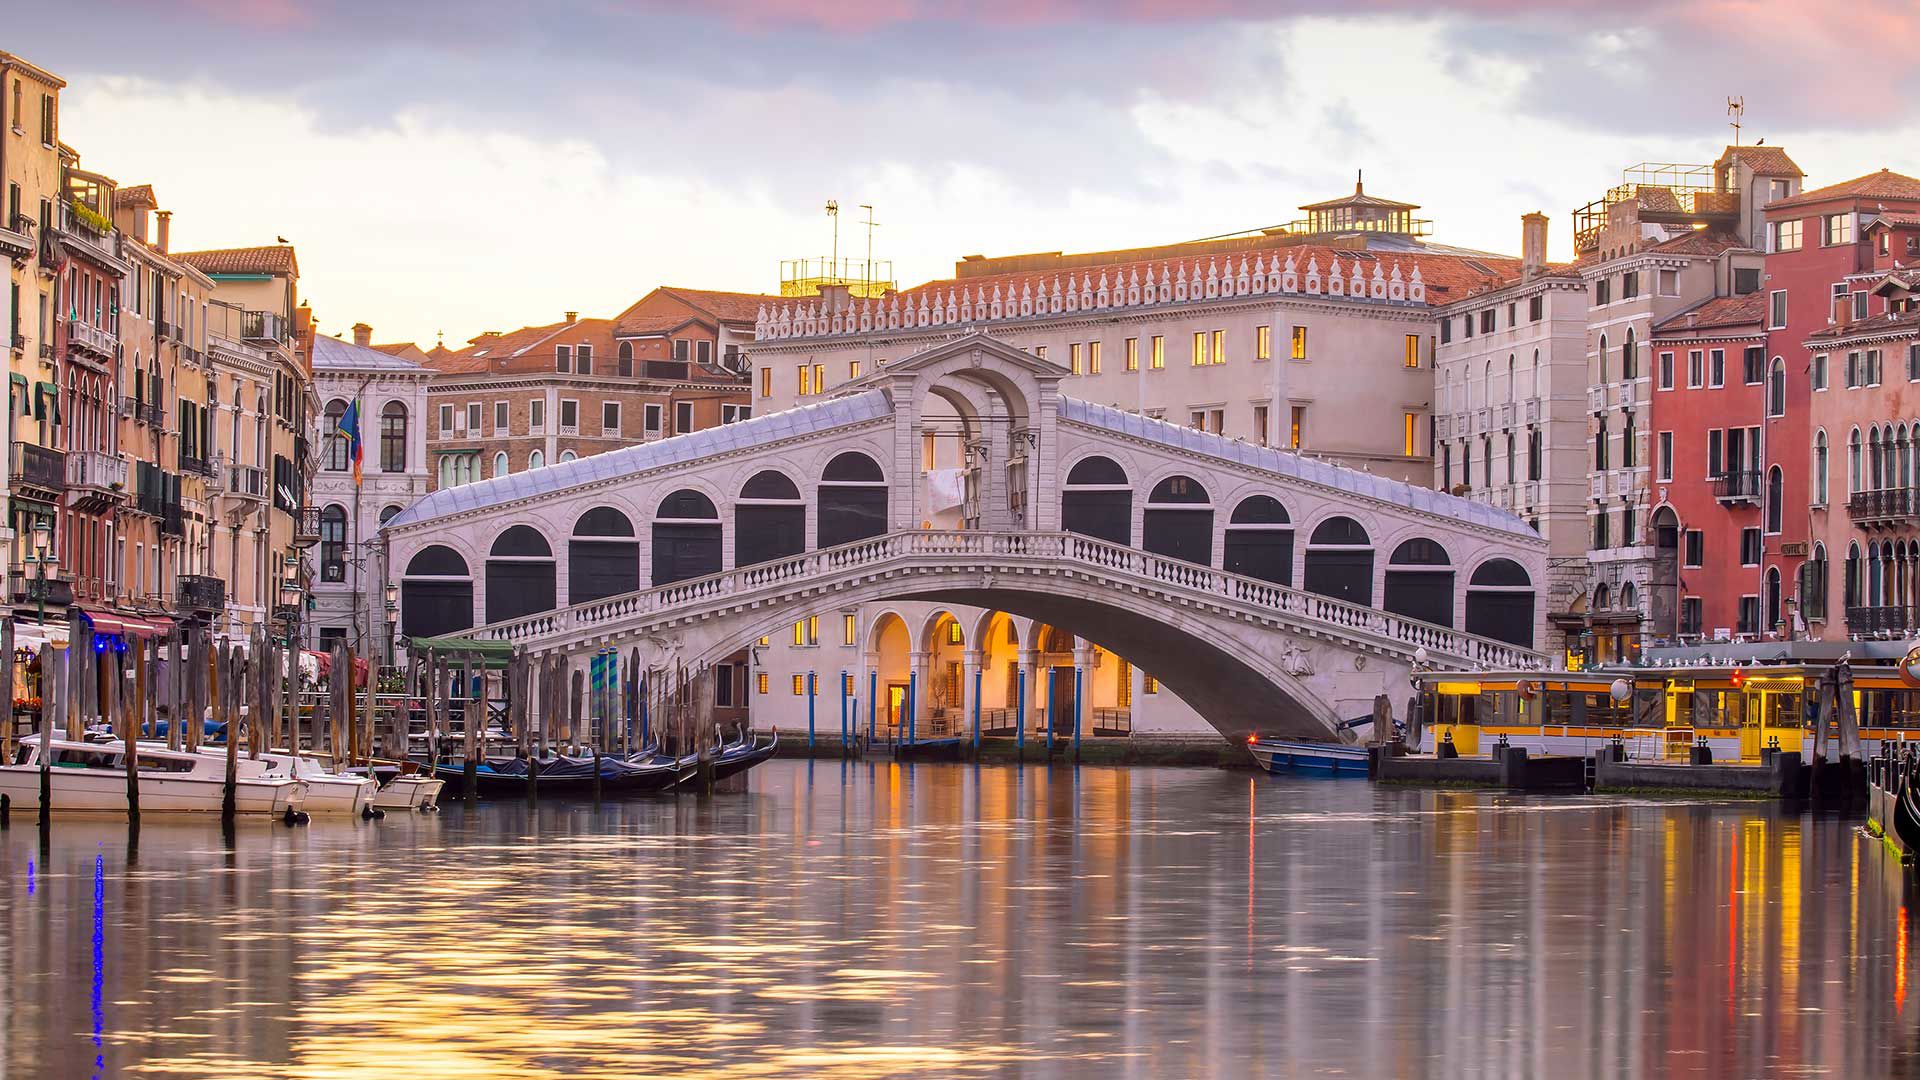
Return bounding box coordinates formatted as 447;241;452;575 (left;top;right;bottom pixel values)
651;489;722;586
818;452;887;548
868;612;912;737
1384;538;1454;627
735;470;806;567
1060;456;1131;545
569;506;639;604
924;611;967;736
1303;516;1373;606
1142;475;1212;565
1223;495;1293;585
485;525;556;623
1466;559;1536;647
401;545;473;639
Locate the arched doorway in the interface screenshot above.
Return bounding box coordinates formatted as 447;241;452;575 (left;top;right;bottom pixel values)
1466;559;1535;647
978;612;1022;735
485;525;555;623
1223;495;1292;585
1060;456;1131;545
1648;505;1680;638
735;470;805;566
652;489;721;585
569;506;639;604
819;451;887;548
1303;516;1372;605
400;545;473;639
868;612;912;736
925;611;966;736
1142;475;1212;565
1384;538;1453;627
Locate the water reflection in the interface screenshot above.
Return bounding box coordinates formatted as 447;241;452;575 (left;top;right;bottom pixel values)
0;763;1916;1077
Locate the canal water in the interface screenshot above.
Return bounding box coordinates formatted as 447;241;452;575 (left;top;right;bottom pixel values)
0;761;1914;1078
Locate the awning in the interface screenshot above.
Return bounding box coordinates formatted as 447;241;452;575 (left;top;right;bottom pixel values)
77;611;169;638
411;635;513;668
9;373;26;417
32;381;57;424
79;609;125;636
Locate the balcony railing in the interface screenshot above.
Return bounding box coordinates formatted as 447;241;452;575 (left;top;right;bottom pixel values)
1848;605;1910;636
65;318;118;361
177;574;225;611
1713;470;1763;505
240;309;287;343
178;450;213;477
65;450;128;511
10;441;65;494
1848;487;1920;526
0;214;33;263
224;462;267;502
56;205;121;268
294;506;322;547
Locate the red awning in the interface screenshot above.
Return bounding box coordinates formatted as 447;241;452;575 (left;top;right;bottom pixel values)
78;609;125;635
121;616;170;638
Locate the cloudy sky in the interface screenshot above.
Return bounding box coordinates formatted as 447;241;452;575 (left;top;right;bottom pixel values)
17;1;1918;347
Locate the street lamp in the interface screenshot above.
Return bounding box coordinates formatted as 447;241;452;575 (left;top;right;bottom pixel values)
383;582;398;667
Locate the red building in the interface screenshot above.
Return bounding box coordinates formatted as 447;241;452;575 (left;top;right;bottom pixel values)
1767;170;1920;640
1650;292;1784;641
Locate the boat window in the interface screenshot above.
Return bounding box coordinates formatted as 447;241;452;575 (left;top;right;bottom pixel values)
135;754;199;774
50;747;121;769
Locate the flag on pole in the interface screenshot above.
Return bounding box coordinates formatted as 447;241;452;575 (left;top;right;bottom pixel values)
337;400;364;485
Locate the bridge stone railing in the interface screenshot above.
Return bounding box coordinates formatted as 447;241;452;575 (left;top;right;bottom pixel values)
468;530;1543;669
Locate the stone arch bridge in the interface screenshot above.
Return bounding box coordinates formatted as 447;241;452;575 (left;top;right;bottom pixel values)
385;334;1547;740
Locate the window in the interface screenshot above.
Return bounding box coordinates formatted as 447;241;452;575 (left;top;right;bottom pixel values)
1680;597;1703;636
1252;405;1269;447
1070;342;1083;374
617;341;634;377
576;344;592;375
1743;347;1764;385
676;401;693;433
760;368;772;398
1594;278;1611;306
1035;345;1047;362
1771;218;1802;252
493;401;509;431
1190;332;1206;367
1143;674;1159;694
1594;417;1608;470
1289;405;1305;449
1738;596;1760;635
1593;511;1609;550
1621;271;1640;300
1687;350;1704;389
1846;351;1861;388
1290;326;1306;360
1126;337;1140;371
1767;358;1785;417
1854;290;1870;321
1683;529;1704;567
528;449;543;469
1740;527;1762;566
467;402;483;431
1911;344;1920;382
1822;213;1854;246
1708;349;1725;388
697;340;712;366
642;403;661;434
1734;267;1761;295
1657;431;1673;481
1440;319;1453;345
380;402;408;472
1769;290;1787;330
1529;295;1543;322
673;339;689;363
792;615;819;646
602;401;621;436
325;399;349;470
1814;429;1829;505
813;363;824;391
791;674;805;696
1708;428;1723;478
529;399;545;431
1402;413;1416;457
721;403;746;424
757;672;769;695
1812;353;1828;391
1150;335;1165;369
1658;351;1674;390
1868;349;1883;386
1766;467;1784;534
1088;340;1102;374
1255;326;1270;360
797;365;812;396
559;399;578;430
556;344;571;373
843;613;857;646
1211;329;1225;366
1462;314;1473;339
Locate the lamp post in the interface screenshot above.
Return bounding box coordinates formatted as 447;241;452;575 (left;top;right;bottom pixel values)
29;518;54;823
384;582;398;668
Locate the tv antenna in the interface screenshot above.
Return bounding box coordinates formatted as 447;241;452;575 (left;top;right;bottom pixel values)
825;199;840;277
859;204;879;286
1727;96;1745;145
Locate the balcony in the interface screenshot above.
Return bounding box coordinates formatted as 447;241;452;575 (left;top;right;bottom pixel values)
294;505;322;547
1713;470;1763;506
1617;380;1638;408
1474;407;1490;434
120;396;162;426
1525;397;1541;424
54;204;123;270
224;462;267;504
1589;387;1606;413
178;448;213;478
155;318;171;340
1497;401;1516;429
1434;415;1449;439
65;450;128;512
1847;605;1911;637
10;441;65;499
6;564;71;607
65;317;118;363
0;213;33;264
1849;487;1920;527
240;309;288;343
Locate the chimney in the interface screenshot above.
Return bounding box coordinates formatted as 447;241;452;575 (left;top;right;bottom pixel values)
352;322;372;347
155;210;171;255
564;311;578;325
1521;212;1547;279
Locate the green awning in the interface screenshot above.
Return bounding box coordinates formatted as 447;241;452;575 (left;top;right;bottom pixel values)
32;381;57;424
9;373;26;417
410;635;513;668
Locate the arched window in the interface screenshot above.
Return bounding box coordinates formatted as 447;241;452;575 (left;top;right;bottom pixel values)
1384;538;1453;627
1223;495;1292;585
1598;333;1608;384
1467;559;1534;647
618;340;634;377
380;401;408;472
1846;541;1863;609
528;449;545;470
323;398;349;471
1766;466;1784;534
1814;429;1829;506
1506;355;1515;403
1621;581;1637;611
1767;357;1786;418
1622;328;1636;380
319;504;347;582
1766;566;1782;633
486;525;556;623
569;506;638;604
1303;516;1373;606
653;489;721;585
1142;475;1212;565
736;470;805;566
559;450;576;463
379;504;402;526
1850;428;1862;495
401;545;473;639
1593;582;1611;610
818;452;887;548
1060;456;1131;546
492;451;508;478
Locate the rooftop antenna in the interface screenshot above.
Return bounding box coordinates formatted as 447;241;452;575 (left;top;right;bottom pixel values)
859;204;879;291
825;199;840;282
1727;96;1745;145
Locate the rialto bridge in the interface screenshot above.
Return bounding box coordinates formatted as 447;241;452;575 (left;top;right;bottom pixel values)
383;334;1548;741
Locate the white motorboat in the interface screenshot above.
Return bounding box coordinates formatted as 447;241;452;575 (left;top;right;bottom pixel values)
370;773;444;811
0;735;304;816
205;748;378;816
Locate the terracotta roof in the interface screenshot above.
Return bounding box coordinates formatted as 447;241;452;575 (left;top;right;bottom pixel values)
1717;145;1804;178
371;342;431;362
113;184;155;209
1805;309;1920;342
175;245;298;277
1768;169;1920;211
1646;230;1750;256
612;286;785;337
1867;212;1920;230
1653;292;1767;334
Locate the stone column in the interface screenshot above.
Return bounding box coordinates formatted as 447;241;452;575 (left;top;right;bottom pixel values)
1072;642;1095;737
962;648;983;737
908;649;930;734
1018;648;1039;735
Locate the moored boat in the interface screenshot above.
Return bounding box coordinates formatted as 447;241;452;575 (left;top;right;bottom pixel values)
0;735;304;816
1247;736;1370;776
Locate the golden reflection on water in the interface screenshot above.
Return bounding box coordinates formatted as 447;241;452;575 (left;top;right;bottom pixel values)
0;765;1918;1077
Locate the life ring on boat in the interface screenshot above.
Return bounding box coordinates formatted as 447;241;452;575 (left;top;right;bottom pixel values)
1900;645;1920;689
1515;679;1538;701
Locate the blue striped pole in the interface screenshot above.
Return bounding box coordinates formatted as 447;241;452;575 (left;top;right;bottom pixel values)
639;674;650;748
806;670;816;752
1073;664;1083;759
1046;669;1056;755
971;666;982;754
868;669;877;743
839;670;849;755
1016;667;1026;757
906;670;917;746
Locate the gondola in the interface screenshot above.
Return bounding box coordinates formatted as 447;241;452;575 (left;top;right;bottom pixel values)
431;752;688;798
1896;768;1920;858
